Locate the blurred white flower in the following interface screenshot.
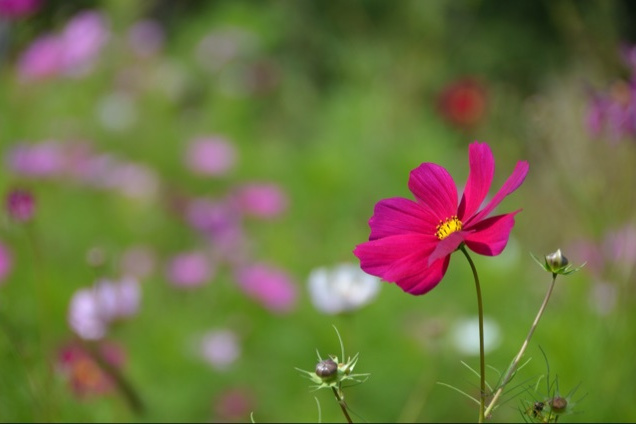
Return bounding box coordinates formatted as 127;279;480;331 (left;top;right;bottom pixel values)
450;316;501;356
308;263;381;315
199;329;241;371
68;277;141;340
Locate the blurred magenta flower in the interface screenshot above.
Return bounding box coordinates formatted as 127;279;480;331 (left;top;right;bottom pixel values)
127;19;164;58
6;141;66;177
57;340;125;397
198;329;241;371
68;277;141;340
354;142;528;295
231;182;288;219
307;263;381;315
437;78;488;129
185;136;237;176
17;9;109;81
0;0;41;19
165;251;214;288
6;188;35;222
0;241;12;284
235;263;298;313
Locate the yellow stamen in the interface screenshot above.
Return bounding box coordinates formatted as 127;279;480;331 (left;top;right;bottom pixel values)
435;216;463;240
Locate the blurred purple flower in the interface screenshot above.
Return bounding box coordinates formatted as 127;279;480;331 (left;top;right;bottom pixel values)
166;251;214;288
0;0;41;19
57;340;125;397
185;136;237;177
234;263;298;313
231;182;288;219
16;9;109;81
185;197;247;262
68;277;141;340
127;19;164;58
6;141;66;177
199;329;241;371
0;241;12;284
59;10;110;77
5;188;35;222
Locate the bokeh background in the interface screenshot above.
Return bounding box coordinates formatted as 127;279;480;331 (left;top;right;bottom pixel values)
1;0;636;422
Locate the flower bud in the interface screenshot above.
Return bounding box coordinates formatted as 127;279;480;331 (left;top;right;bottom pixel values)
6;189;35;222
315;358;338;379
545;249;568;271
550;396;568;413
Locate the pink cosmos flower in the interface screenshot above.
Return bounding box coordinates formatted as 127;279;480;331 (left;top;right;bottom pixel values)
6;188;35;222
0;0;41;19
354;142;528;295
185;136;237;176
231;182;288;219
234;263;298;313
165;251;214;288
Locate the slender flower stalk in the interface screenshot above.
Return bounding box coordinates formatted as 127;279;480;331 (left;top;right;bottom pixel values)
484;274;557;418
81;339;145;415
460;245;486;422
331;387;353;424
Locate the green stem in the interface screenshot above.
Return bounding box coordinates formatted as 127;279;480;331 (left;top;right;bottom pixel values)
460;245;486;423
484;274;558;418
331;386;353;424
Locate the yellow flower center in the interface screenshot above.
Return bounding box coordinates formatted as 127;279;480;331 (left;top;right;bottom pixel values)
435;216;463;240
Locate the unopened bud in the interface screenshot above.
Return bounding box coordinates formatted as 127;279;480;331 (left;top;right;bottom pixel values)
546;249;568;271
550;396;568;413
315;358;338;379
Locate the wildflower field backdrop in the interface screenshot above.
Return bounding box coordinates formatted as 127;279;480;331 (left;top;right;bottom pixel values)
1;1;636;422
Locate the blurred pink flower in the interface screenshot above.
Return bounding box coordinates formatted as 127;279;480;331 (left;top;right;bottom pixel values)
57;340;125;397
68;277;141;340
0;241;12;284
16;35;64;80
234;263;298;313
5;188;35;222
0;0;41;19
199;329;241;371
166;251;214;288
127;19;164;58
16;9;109;81
6;141;66;177
212;387;255;422
185;136;237;176
232;183;288;219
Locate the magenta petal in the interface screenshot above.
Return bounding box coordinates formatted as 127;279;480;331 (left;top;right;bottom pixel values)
408;163;458;220
397;256;450;295
457;142;494;221
354;233;437;280
368;197;439;241
465;160;529;226
464;211;519;256
428;231;465;266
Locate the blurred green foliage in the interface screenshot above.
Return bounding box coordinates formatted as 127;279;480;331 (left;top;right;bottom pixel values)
1;0;636;422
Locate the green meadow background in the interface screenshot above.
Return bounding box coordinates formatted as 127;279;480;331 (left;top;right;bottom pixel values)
1;1;636;422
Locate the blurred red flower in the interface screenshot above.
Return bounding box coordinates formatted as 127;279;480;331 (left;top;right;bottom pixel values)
437;78;488;128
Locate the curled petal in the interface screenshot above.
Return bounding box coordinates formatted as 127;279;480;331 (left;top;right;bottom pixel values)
464;211;519;256
465;160;528;226
408;163;458;220
428;231;465;266
368;197;438;241
354;233;437;280
457;142;494;221
396;256;450;295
